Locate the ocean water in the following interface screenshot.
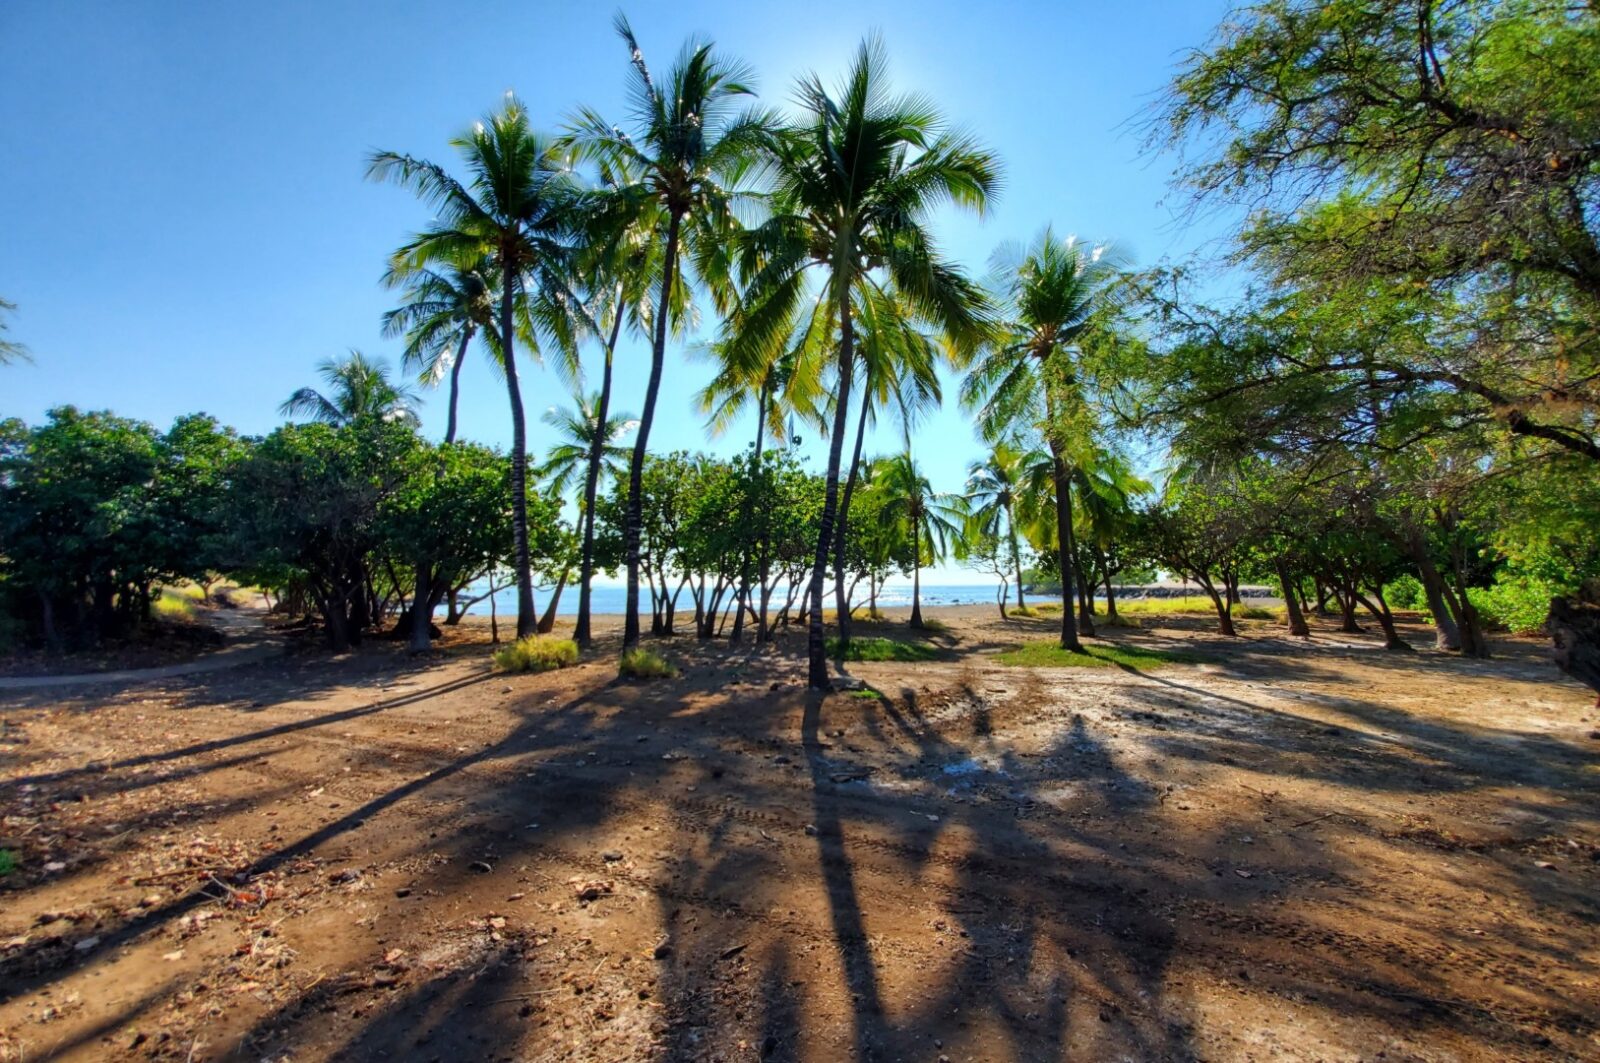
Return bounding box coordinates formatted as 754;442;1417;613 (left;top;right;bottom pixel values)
459;580;1011;617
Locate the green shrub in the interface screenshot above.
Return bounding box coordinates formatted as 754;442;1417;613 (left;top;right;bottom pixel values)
493;636;579;673
151;592;201;622
825;636;941;662
1007;604;1039;618
994;641;1198;669
1385;575;1426;611
619;647;676;679
0;849;14;876
1469;578;1559;636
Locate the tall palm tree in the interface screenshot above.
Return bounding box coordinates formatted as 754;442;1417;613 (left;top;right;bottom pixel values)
369;95;582;639
279;351;420;426
965;441;1042;612
877;450;964;629
568;15;775;656
0;298;30;365
380;260;500;445
726;37;998;688
962;229;1122;652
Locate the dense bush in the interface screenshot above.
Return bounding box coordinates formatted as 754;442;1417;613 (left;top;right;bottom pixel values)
493;636;579;673
1468;579;1560;636
619;647;676;678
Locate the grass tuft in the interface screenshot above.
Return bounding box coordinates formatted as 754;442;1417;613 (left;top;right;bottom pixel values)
619;647;677;679
493;636;579;673
152;589;202;621
1007;604;1041;617
826;636;942;662
994;640;1197;670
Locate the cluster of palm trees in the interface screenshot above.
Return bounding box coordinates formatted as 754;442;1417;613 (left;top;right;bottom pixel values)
355;19;1133;689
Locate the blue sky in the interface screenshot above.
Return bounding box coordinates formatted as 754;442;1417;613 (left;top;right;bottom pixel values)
1;0;1236;582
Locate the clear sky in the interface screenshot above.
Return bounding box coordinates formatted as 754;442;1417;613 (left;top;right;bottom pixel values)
0;0;1236;583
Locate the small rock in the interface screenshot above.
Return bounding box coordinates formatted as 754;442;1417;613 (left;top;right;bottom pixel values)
803;824;818;837
331;869;361;884
602;850;623;863
1234;869;1253;879
74;936;100;952
394;887;412;898
468;860;494;874
501;686;513;694
652;939;673;959
1534;860;1557;870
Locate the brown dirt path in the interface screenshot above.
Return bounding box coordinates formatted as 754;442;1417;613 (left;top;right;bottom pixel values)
1;609;1595;1061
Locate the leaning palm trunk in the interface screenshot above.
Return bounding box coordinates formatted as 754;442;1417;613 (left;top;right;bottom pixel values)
831;385;872;654
1007;509;1026;611
808;292;857;689
537;568;569;633
443;327;472;446
1048;445;1084;652
502;275;539;639
624;213;682;651
575;302;623;648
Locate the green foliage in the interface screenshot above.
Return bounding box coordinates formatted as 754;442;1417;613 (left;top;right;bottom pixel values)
1385;575;1426;611
0;849;15;876
619;647;677;679
995;641;1196;669
824;637;941;662
494;636;579;673
1468;578;1559;636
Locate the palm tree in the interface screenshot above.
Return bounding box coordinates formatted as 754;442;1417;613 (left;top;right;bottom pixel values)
0;298;30;365
535;390;635;497
380;260;500;445
280;351;420;426
962;229;1122;652
369;95;582;639
726;37;998;688
568;16;775;657
965;441;1043;612
877;450;964;629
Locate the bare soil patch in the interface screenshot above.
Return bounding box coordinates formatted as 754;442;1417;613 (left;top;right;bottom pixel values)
1;607;1595;1061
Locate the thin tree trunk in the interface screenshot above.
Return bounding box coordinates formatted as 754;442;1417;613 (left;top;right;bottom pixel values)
1007;506;1026;611
1275;558;1311;637
832;379;873;652
1203;580;1237;637
910;532;925;629
408;565;434;653
624;212;681;651
1403;524;1462;651
1048;445;1084;652
537;568;569;634
808;281;857;690
731;378;769;645
444;327;472;446
501;272;539;639
576;297;623;648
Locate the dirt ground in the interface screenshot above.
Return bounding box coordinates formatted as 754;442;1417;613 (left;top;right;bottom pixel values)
1;605;1596;1062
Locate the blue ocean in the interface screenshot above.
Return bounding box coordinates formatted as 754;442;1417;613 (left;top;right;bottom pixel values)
461;580;1009;617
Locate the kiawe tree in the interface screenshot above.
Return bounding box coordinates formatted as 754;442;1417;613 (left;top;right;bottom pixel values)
370;95;582;640
727;36;998;689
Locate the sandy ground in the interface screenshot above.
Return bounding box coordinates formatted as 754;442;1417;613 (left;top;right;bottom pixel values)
0;605;1596;1062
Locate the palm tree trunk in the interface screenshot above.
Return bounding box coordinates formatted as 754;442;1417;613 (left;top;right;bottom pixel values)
444;327;472;446
624;212;682;651
831;382;872;653
1048;445;1084;652
576;297;623;648
808;281;857;690
910;522;925;629
730;377;769;645
537;568;569;633
1006;506;1026;610
502;272;539;639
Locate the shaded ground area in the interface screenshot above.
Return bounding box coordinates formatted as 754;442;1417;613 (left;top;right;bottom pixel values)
1;607;1596;1061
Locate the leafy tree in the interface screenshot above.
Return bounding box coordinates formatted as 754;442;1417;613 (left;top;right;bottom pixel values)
370;95;582;639
729;38;997;687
